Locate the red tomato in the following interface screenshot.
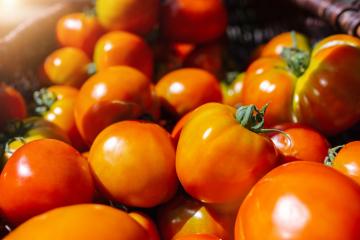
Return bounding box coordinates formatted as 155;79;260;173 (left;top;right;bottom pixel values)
56;12;104;56
174;234;223;240
235;161;360;240
129;211;160;240
0;139;94;226
160;0;228;43
89;121;178;207
4;204;148;240
94;31;154;77
155;68;222;117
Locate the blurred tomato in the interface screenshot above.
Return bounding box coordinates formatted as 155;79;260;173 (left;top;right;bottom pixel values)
221;72;244;107
129;211;160;240
174;234;223;240
171;111;194;145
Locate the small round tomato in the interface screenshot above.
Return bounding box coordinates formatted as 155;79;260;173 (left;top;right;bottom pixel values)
129;211;160;240
221;72;244;107
4;204;148;240
94;31;153;77
0;139;94;226
155;68;222;117
43;47;91;88
75;66;153;145
0;83;27;130
160;0;228;43
174;234;223;240
89;121;177;208
56;12;104;56
176;103;279;203
235;161;360;240
326;141;360;186
271;124;329;163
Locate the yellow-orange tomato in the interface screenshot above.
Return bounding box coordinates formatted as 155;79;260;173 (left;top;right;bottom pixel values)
94;31;154;77
89;121;178;207
96;0;159;35
221;73;245;107
56;12;104;56
129;211;160;240
4;204;148;240
171;111;194;145
155;68;222;117
174;234;223;240
43;47;91;88
75;66;153;145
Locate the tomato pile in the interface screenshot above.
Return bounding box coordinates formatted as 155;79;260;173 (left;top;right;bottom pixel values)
1;0;360;239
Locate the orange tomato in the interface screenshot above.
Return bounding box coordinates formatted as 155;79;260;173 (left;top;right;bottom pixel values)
221;72;244;107
94;31;154;77
155;68;222;117
89;121;177;207
4;204;148;240
174;234;223;240
171;111;194;145
129;211;160;240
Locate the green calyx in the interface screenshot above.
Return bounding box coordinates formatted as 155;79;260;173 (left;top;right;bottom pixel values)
33;88;58;116
236;104;268;133
87;62;97;76
324;145;344;166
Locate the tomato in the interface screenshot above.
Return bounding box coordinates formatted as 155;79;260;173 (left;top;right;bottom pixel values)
176;103;279;203
4;204;148;240
43;47;91;88
0;139;94;226
242;33;360;135
89;121;177;207
271;124;329;163
160;0;228;43
34;86;87;151
155;68;222;117
0;83;26;130
94;31;154;77
174;234;223;240
235;161;360;240
221;72;244;107
56;12;104;56
171;111;194;146
96;0;159;35
326;141;360;186
129;211;160;240
75;66;153;145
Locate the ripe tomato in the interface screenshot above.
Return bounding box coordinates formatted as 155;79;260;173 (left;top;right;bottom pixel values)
43;47;91;88
0;83;27;130
326;141;360;186
4;204;148;240
176;103;279;203
160;0;228;43
56;12;104;56
96;0;159;35
89;121;177;207
94;31;153;77
221;72;244;107
235;161;360;240
171;111;194;145
75;66;153;145
155;68;222;117
129;211;160;240
271;124;329;163
0;139;94;226
174;234;223;240
34;86;87;151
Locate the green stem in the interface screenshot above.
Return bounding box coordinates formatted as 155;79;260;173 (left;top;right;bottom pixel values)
324;145;344;166
4;137;27;156
87;62;97;76
33;88;58;116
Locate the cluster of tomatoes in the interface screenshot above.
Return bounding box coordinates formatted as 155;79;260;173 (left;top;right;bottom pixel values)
1;0;360;239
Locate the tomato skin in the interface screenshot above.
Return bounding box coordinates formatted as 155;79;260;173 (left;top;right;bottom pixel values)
89;121;177;208
174;234;223;240
0;83;27;130
221;73;244;107
4;204;148;240
160;0;227;43
235;161;360;240
0;139;94;226
94;31;154;77
96;0;159;35
176;103;279;203
171;111;194;146
75;66;153;145
129;211;160;240
155;68;222;117
56;13;104;56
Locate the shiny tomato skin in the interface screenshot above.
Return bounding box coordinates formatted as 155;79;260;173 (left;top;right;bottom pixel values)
235;161;360;240
176;103;279;203
75;66;153;145
155;68;222;117
56;12;104;56
129;211;160;240
221;73;244;107
89;121;177;208
43;47;91;88
0;139;94;226
94;31;153;77
174;234;223;240
171;111;194;146
160;0;228;43
4;204;148;240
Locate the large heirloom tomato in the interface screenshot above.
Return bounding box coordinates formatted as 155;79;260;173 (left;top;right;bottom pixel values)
75;66;153;145
0;139;94;226
89;121;177;207
4;204;148;240
176;103;279;203
242;32;360;135
235;161;360;240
